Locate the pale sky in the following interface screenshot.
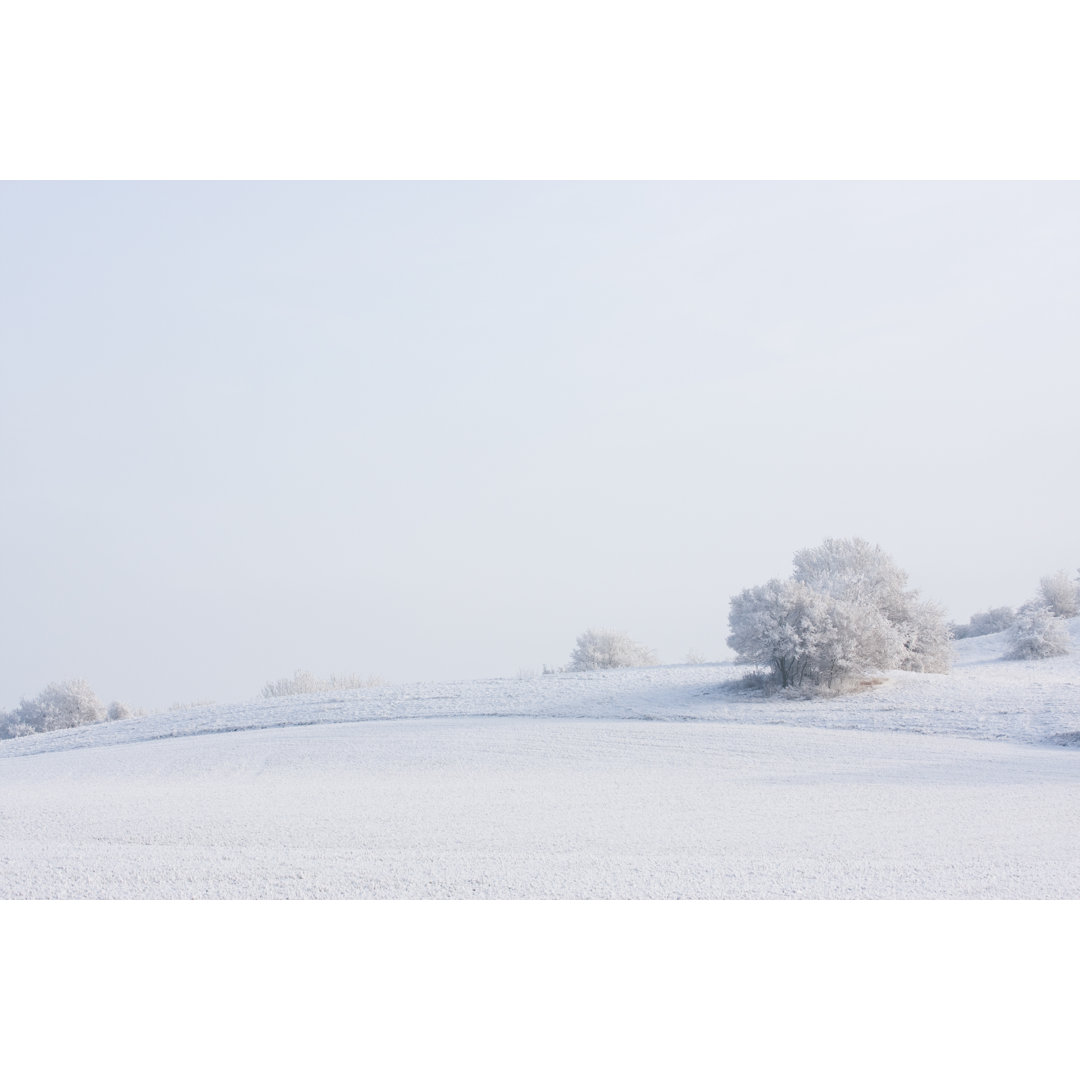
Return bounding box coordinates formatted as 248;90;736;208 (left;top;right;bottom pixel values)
2;181;1079;710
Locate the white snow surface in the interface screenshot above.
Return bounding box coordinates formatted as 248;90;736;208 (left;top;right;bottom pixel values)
3;624;1080;898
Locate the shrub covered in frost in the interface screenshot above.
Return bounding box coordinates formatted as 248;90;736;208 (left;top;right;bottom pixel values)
568;629;657;671
728;537;951;693
1007;605;1071;660
790;537;951;675
262;670;384;698
728;578;894;690
951;607;1016;639
893;596;953;673
1038;570;1080;619
0;715;36;739
0;679;106;739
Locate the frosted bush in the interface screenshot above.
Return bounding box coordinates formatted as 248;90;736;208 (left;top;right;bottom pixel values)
728;579;821;689
1039;570;1080;618
793;537;909;614
262;670;384;698
896;597;953;674
1;679;106;738
791;537;951;674
728;537;951;693
1007;605;1071;660
106;701;132;721
728;578;894;690
568;629;657;671
0;715;36;739
264;669;320;697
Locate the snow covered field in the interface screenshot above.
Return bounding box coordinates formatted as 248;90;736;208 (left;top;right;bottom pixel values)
2;625;1079;898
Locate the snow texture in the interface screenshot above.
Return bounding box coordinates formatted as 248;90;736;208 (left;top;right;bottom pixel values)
2;623;1080;898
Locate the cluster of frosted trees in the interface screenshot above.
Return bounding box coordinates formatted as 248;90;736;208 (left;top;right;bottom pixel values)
0;680;130;740
727;538;951;692
565;538;955;694
1006;570;1077;659
559;544;1078;688
949;569;1078;660
951;607;1017;638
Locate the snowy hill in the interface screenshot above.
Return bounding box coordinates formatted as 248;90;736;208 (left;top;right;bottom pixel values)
6;619;1080;757
2;623;1079;898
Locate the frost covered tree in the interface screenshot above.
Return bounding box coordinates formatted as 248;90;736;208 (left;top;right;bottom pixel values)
894;597;953;673
728;538;951;693
1007;604;1071;659
1038;570;1080;618
568;629;657;671
791;537;951;674
727;580;817;688
727;578;895;689
792;537;909;615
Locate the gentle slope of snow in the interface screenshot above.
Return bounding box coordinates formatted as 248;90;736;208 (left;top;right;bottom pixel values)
2;622;1078;898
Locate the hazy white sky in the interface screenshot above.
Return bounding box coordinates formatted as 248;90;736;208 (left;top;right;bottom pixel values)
2;181;1079;708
